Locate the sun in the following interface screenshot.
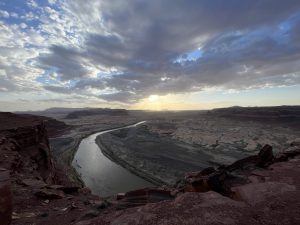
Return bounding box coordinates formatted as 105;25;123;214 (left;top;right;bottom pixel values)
148;95;159;102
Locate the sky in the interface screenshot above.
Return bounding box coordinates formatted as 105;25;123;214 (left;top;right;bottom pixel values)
0;0;300;111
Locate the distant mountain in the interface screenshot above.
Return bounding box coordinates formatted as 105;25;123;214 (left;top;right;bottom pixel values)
43;107;95;113
64;108;128;119
210;106;300;127
15;107;97;115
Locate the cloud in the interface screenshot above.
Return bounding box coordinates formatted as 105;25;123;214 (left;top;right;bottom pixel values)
1;0;300;105
0;10;9;18
48;0;57;5
39;45;88;81
27;0;38;8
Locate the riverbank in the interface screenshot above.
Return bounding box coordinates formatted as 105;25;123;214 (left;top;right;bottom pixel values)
96;135;167;186
94;115;300;187
95;125;212;186
49;115;140;186
73;122;156;196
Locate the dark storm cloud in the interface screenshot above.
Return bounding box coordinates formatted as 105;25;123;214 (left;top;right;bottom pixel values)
43;85;73;94
100;91;140;103
39;45;88;81
39;0;300;102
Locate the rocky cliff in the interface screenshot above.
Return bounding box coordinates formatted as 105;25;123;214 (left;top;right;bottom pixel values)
75;143;300;225
0;113;106;225
1;112;300;225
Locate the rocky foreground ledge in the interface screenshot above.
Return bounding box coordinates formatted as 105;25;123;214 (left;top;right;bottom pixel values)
0;112;300;225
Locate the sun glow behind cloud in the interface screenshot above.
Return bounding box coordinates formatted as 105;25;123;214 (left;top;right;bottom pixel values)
131;85;300;111
0;0;300;111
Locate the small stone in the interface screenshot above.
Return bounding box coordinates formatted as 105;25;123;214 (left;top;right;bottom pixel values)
71;202;78;209
39;212;49;217
94;200;109;209
79;187;92;195
117;193;125;200
60;207;69;212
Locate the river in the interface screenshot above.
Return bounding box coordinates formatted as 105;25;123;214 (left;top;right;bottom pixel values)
72;121;154;197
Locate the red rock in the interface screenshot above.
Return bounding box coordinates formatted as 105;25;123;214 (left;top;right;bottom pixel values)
35;188;65;199
79;187;92;195
20;178;47;188
47;184;65;189
226;155;258;171
185;167;216;180
184;170;229;195
116;188;173;209
0;168;12;225
59;186;80;194
256;144;274;167
117;193;125;200
290;138;300;147
47;185;80;194
232;181;296;205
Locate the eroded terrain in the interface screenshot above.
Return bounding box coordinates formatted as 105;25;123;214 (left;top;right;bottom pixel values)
1;108;300;225
98;109;300;185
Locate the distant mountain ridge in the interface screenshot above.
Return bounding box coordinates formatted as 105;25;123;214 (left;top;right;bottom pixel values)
64;108;128;119
210;106;300;128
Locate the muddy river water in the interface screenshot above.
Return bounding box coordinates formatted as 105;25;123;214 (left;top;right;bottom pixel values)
72;121;153;197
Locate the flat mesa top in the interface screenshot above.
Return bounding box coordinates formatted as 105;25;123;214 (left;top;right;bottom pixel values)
0;112;42;131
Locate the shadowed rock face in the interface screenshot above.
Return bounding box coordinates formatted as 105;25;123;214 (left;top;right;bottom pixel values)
0;112;71;137
0;168;12;225
0;113;103;225
210;106;300;128
0;114;56;183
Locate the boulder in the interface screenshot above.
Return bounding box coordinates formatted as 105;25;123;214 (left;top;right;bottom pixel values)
185;167;216;180
184;169;230;195
117;193;125;200
79;187;92;195
0;168;12;225
20;178;47;188
256;144;274;167
290;138;300;147
226;155;258;172
274;147;300;162
79;210;99;221
35;188;65;199
199;167;216;176
282;148;300;158
47;185;80;194
59;186;80;194
93;200;109;209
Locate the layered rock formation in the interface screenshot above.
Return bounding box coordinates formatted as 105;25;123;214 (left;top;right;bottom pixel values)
1;112;300;225
0;168;12;225
0;113;108;225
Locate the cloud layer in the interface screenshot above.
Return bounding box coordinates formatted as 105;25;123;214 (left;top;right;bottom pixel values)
1;0;300;105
